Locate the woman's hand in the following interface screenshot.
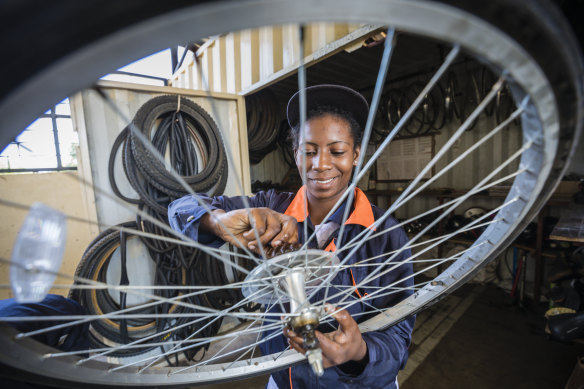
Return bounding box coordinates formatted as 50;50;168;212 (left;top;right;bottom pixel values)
284;305;368;369
201;208;298;252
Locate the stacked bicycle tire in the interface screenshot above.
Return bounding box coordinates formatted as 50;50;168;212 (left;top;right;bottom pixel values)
71;96;250;363
372;63;521;142
110;95;228;214
246;89;284;164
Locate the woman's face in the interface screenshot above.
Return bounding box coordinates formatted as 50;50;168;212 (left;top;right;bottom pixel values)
295;113;360;203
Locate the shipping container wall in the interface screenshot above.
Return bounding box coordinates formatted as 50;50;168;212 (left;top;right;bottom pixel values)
169;23;366;95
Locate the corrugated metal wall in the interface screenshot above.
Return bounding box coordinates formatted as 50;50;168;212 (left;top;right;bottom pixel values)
169;23;365;94
250;148;291;187
384;116;523;221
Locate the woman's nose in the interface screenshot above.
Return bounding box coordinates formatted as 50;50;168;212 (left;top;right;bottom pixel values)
312;152;331;171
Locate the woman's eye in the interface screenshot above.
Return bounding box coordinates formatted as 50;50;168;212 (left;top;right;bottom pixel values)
331;151;346;156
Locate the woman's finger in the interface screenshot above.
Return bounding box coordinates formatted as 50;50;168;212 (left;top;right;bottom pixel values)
242;209;282;249
326;305;358;333
288;338;305;354
258;211;283;245
283;328;305;346
242;209;266;246
271;215;298;246
284;327;306;354
315;330;341;357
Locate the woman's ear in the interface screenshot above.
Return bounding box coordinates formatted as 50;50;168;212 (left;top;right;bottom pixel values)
353;146;361;166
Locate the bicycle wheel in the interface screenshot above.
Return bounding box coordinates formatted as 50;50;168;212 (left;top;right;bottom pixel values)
0;0;582;387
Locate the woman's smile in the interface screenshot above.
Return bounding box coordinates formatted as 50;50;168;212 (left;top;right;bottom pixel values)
309;176;337;187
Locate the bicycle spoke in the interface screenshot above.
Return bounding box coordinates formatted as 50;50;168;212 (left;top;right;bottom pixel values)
134;285;274;373
391;97;528;211
326;28;397;304
282;168;521;285
387;76;507;213
110;320;284;373
188;56;292;314
195;319;261;370
324;247;479;317
295;45;462;299
75;285;273;366
328;281;433;292
0;198;252;277
309;165;529;308
172;321;288;375
110;317;287;374
2;258;280;339
337;168;525;255
94;87;295;312
332;201;516;308
293;24;311;271
343;74;507;251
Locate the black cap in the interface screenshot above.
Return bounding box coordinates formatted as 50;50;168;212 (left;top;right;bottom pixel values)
286;84;369;129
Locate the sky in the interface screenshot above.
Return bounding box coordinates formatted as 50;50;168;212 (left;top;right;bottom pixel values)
101;47;185;85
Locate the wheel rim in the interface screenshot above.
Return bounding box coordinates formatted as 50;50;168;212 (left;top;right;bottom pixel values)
0;0;581;387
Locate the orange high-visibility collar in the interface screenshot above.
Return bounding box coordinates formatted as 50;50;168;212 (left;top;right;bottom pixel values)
284;186;375;230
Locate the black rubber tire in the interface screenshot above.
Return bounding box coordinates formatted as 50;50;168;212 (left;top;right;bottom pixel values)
246;89;282;164
443;70;461;123
108;127;141;205
130;95;227;194
123;134;170;215
70;223;160;345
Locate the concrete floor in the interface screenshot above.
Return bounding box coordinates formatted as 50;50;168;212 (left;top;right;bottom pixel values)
402;284;584;389
197;284;584;389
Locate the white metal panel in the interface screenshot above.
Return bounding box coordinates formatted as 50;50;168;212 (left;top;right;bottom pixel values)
239;29;254;91
282;24;300;68
224;32;239;94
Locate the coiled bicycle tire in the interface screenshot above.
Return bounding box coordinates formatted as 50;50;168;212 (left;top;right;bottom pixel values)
130;95;227;194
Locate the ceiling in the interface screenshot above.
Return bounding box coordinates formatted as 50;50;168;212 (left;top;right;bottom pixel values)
260;32;467;108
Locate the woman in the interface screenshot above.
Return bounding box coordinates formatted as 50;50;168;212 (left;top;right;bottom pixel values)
169;85;414;389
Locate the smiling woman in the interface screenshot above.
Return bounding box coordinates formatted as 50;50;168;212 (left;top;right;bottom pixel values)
169;84;414;389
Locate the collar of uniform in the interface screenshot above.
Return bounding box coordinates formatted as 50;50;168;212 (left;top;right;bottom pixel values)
284;186;375;230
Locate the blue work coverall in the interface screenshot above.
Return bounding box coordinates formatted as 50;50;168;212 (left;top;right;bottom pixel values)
168;187;415;389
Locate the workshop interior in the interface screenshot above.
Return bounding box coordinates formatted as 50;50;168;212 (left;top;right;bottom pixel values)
0;1;583;388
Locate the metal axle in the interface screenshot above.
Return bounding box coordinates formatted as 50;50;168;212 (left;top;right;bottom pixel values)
281;270;324;376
